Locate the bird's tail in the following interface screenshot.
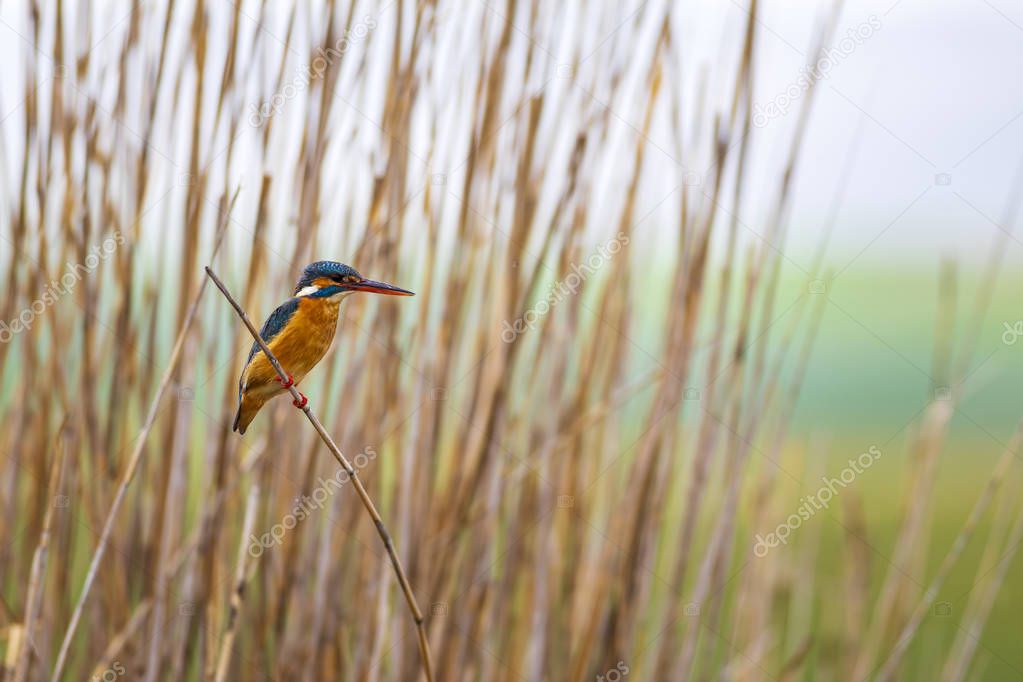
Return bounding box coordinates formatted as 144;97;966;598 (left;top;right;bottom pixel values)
233;397;262;435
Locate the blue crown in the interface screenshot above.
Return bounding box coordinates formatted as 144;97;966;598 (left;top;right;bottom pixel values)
294;261;361;293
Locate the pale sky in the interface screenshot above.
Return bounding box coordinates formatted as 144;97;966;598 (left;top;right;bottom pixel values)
742;0;1023;267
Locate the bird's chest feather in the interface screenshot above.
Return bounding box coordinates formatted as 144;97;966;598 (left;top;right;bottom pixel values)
268;299;340;378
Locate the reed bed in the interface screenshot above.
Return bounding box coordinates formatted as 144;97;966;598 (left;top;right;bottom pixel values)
0;1;1020;680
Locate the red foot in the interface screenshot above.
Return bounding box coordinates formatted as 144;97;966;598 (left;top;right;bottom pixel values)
292;393;308;408
276;373;295;388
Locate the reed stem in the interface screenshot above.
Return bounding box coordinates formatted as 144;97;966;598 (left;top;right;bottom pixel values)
204;266;434;682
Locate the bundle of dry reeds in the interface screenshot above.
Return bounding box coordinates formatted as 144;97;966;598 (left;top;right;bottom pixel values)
0;1;1020;680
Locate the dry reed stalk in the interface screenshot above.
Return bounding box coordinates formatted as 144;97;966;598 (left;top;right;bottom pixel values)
12;424;67;682
648;9;759;669
840;491;872;675
85;435;271;678
203;266;434;682
142;353;196;682
212;478;261;682
941;480;1023;682
51;190;237;681
87;599;151;681
3;625;25;682
850;276;959;680
874;421;1023;681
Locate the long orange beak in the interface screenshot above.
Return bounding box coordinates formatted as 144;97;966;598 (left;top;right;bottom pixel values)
348;278;415;296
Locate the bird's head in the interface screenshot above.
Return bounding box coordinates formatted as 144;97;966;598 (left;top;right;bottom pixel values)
293;261;415;300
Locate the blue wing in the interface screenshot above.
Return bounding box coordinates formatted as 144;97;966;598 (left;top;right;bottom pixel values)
239;298;300;399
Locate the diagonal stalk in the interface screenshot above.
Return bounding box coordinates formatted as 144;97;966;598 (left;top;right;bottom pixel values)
204;266;434;682
52;191;237;681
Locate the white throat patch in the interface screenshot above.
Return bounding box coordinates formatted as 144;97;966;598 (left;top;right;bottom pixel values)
295;286;355;304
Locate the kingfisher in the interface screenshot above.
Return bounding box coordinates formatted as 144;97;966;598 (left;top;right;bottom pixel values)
233;260;414;434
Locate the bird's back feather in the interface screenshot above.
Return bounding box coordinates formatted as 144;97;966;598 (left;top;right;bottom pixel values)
239;298;300;403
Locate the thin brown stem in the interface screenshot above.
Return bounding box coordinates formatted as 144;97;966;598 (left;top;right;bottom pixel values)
204;266;434;682
52;190;238;681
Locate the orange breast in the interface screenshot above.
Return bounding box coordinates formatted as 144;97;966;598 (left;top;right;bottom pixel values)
243;297;340;394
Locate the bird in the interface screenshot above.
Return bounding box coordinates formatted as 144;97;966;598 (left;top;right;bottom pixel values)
233;260;414;434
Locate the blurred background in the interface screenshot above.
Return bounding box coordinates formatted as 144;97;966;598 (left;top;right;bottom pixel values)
1;0;1021;680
